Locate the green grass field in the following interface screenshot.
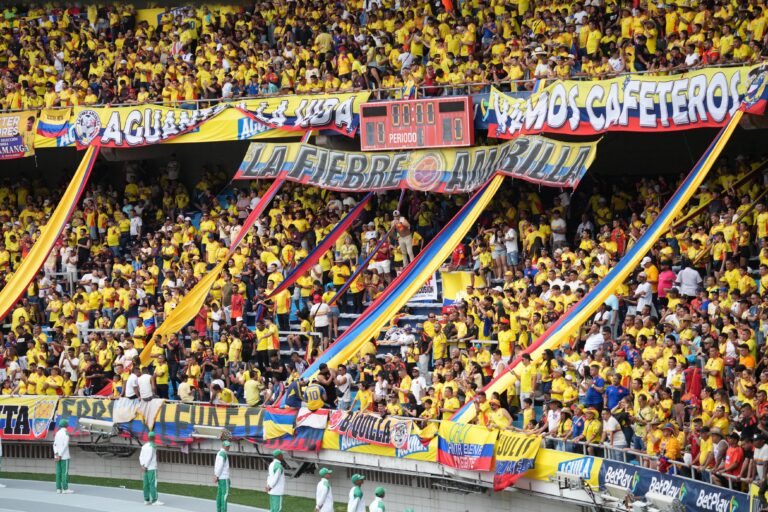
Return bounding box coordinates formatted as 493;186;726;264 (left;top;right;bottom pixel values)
2;472;347;511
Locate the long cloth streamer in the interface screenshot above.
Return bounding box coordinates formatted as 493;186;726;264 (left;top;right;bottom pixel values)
0;146;99;320
668;160;767;231
139;178;285;365
266;192;373;298
451;109;745;423
294;175;504;387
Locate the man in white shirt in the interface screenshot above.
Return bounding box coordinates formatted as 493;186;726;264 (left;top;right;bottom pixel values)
123;339;139;361
315;467;334;512
602;410;628;460
59;348;79;384
125;366;141;399
130;210;143;239
410;368;427;405
753;435;768;481
633;272;655;315
504;224;518;266
53;419;73;494
676;265;702;298
550;211;567;250
310;297;331;339
140;432;163;506
214;440;231;512
546;401;562;436
583;324;605;353
266;450;286;511
138;367;155;400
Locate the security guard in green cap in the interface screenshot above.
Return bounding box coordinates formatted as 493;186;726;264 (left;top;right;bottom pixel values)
370;486;386;511
139;432;163;505
53;419;72;494
348;474;366;512
266;449;285;512
214;440;231;512
315;467;334;512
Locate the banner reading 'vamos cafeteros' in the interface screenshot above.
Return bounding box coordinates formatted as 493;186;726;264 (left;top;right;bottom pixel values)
487;64;768;138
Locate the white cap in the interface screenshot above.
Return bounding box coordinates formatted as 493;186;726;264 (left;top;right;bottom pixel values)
641;257;652;266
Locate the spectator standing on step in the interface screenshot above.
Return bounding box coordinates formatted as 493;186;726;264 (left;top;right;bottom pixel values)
214;440;231;512
53;419;73;494
266;449;286;512
140;432;163;506
394;210;414;266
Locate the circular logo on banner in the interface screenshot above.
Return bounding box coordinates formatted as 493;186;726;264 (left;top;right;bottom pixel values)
74;109;102;145
744;64;768;108
31;400;57;438
327;409;344;430
406;152;445;192
391;421;410;450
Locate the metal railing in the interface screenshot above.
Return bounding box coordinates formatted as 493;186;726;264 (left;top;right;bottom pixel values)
6;61;754;114
541;435;755;491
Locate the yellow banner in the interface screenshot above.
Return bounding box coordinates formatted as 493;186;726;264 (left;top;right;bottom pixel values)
493;431;541;490
0;111;36;159
34;92;369;149
440;271;487;303
527;449;602;487
321;429;437;461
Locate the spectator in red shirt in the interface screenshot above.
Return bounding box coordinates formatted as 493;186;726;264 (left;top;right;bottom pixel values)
371;239;392;284
450;243;467;270
712;432;744;486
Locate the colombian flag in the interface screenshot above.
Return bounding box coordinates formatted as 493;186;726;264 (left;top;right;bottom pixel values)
263;406;297;440
452;109;746;423
36;108;71;138
437;421;498;471
142;313;156;335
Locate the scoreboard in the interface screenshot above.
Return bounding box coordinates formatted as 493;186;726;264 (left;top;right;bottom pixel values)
359;97;474;151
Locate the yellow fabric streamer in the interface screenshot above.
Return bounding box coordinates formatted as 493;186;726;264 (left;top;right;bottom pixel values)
0;146;99;319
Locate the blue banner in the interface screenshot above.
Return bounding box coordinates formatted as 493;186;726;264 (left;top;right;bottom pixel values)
599;459;750;512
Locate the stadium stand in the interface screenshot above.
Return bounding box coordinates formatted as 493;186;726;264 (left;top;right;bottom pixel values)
0;0;766;110
0;0;767;500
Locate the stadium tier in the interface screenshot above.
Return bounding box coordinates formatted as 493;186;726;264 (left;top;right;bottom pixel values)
0;3;766;512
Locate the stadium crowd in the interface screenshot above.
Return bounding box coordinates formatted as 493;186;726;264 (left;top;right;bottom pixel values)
0;0;767;110
0;149;766;490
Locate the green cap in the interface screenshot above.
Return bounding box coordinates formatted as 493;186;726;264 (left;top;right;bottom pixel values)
319;468;333;477
375;487;386;497
351;474;365;483
272;449;284;457
222;440;231;447
58;419;68;428
147;432;156;439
